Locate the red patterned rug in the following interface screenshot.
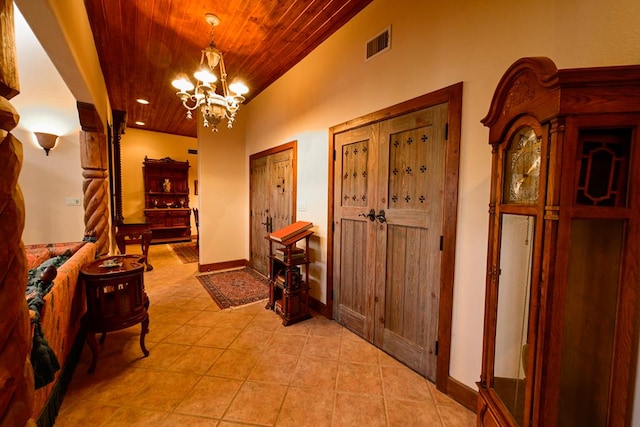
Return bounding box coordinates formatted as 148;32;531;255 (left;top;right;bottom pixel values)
169;241;198;264
197;267;269;309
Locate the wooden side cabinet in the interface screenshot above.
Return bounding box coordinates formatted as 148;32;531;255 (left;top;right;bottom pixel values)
266;229;313;325
478;57;640;427
142;157;191;243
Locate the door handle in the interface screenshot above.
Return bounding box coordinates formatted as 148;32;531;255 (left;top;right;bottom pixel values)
261;216;273;232
376;210;386;223
358;209;376;222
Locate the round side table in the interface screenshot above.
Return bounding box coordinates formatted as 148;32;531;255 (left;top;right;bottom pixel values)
80;255;150;373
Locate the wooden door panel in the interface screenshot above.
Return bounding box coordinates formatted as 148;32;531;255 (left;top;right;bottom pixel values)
250;147;294;276
375;103;447;380
269;151;293;234
334;127;377;339
250;157;269;275
382;223;439;377
337;219;369;337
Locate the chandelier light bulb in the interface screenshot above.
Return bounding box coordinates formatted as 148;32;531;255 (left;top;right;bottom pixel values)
171;13;248;131
194;67;217;84
171;73;194;92
229;80;249;96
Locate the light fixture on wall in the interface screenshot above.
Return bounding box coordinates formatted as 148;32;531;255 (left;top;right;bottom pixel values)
34;132;59;156
171;13;249;132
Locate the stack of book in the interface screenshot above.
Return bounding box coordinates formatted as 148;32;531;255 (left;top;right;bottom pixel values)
269;221;313;242
274;246;305;262
274;267;300;289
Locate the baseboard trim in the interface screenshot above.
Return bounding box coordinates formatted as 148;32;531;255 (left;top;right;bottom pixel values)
309;296;331;319
198;259;247;273
446;376;478;413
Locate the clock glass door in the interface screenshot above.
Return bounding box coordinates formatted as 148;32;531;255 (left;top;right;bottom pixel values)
493;213;535;426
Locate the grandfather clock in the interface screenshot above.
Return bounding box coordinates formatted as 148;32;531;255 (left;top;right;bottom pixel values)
477;57;640;426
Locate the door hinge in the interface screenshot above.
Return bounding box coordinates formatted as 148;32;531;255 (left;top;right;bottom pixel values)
333;149;336;161
435;340;439;356
444;123;449;140
439;235;443;251
331;289;334;300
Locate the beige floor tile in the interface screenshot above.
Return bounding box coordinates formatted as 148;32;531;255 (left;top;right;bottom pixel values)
197;325;243;349
161;324;212;345
340;335;380;364
336;361;383;395
128;342;190;370
82;367;160;406
206;348;260;379
55;401;121;425
276;387;334;427
332;392;386;427
386;398;443;426
275;318;313;335
301;334;341;360
153;308;201;326
174;376;243;418
438;401;476;426
228;327;274;353
248;353;299;384
290;356;338;390
223;381;288;425
126;370;201;411
213;311;256;329
168;345;224;375
143;321;183;343
381;365;433;401
309;316;344;336
187;310;225;327
100;406;170;427
159;413;219;426
264;332;308;357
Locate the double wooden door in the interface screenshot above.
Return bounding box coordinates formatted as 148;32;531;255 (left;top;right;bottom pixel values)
333;103;448;380
250;144;296;276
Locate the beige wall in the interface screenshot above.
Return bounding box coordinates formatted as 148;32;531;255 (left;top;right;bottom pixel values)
197;115;249;268
13;7;85;245
243;0;640;392
120;128;198;236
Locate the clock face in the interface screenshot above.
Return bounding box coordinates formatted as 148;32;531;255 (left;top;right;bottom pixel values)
504;126;541;204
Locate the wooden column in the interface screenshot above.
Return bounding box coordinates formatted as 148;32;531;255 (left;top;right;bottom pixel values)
0;1;36;425
77;102;109;255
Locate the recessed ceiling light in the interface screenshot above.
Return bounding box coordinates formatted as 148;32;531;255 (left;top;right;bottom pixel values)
136;99;149;104
135;121;145;126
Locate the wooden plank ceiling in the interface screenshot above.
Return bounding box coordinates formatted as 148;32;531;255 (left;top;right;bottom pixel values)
83;0;373;138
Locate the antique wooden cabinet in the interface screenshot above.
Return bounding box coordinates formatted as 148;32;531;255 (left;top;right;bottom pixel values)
477;57;640;427
143;157;191;243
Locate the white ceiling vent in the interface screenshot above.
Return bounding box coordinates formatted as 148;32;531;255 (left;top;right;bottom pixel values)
365;26;391;61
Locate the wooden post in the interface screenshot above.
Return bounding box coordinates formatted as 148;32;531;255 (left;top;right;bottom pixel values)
0;0;36;424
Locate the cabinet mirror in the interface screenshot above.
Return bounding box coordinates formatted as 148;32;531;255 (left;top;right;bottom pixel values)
494;214;535;425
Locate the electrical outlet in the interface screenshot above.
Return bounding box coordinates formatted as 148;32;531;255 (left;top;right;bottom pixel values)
298;201;307;211
65;197;81;206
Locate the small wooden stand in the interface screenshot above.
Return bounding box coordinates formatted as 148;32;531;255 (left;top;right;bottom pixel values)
265;229;313;325
80;255;150;373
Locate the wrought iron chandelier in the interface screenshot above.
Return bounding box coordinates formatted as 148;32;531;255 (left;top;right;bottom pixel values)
171;13;248;131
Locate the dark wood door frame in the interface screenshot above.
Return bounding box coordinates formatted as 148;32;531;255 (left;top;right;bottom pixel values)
249;140;298;270
327;83;466;401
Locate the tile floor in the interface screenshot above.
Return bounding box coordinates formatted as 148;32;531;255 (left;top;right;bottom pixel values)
56;243;475;426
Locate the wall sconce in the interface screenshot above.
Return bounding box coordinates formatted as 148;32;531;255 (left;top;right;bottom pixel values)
34;132;59;156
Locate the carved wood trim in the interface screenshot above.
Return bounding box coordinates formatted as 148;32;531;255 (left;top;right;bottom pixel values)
0;3;33;423
0;0;19;99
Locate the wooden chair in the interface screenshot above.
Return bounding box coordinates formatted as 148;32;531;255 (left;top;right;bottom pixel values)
192;208;199;249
